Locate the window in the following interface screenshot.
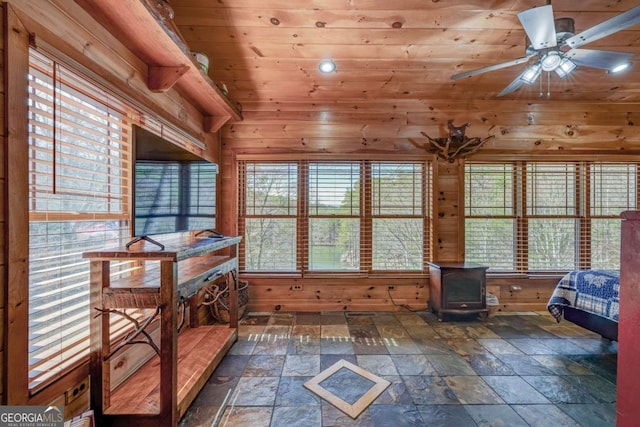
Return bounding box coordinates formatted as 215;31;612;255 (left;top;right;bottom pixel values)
28;49;134;391
239;160;432;274
465;161;638;272
465;163;516;270
526;163;577;271
308;162;360;271
589;164;638;268
239;162;298;272
371;162;427;270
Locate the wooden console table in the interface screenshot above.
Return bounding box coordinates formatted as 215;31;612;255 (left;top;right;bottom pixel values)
84;233;242;426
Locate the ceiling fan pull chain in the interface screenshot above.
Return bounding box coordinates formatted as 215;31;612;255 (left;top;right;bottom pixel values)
539;72;543;98
547;71;551;99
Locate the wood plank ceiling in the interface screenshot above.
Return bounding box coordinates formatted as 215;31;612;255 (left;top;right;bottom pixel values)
171;0;640;155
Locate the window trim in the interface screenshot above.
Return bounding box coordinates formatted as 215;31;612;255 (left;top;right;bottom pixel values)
6;5;35;405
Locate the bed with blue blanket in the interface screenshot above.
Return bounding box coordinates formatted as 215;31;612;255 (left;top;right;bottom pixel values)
547;270;619;341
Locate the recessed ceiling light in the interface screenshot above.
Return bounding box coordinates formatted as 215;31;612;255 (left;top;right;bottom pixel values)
319;60;336;73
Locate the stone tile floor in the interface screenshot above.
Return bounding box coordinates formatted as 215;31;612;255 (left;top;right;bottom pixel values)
180;311;618;427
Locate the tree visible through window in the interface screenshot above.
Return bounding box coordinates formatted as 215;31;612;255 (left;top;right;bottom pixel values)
371;162;426;270
241;162;298;271
590;164;638;269
465;163;516;270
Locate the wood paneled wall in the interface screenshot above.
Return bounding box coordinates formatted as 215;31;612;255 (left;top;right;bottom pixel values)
222;99;640;314
246;277;428;314
433;160;463;263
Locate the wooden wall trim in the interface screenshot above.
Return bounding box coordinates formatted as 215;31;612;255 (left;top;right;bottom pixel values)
456;159;465;262
432;159;462;262
4;3;29;405
469;153;640;161
234;152;436;161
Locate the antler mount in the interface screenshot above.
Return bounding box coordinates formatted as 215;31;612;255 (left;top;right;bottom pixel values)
421;120;494;162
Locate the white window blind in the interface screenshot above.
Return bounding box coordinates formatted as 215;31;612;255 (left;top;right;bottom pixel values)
28;49;134;391
465;161;638;272
589;164;637;269
371;162;428;271
239;162;298;271
465;163;517;270
308;162;361;271
526;163;577;271
239;160;432;275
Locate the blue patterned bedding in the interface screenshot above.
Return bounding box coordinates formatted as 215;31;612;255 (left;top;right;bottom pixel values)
547;270;620;323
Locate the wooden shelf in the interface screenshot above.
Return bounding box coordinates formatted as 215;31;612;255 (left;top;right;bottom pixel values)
74;0;242;132
104;325;236;418
84;234;242;262
102;255;238;308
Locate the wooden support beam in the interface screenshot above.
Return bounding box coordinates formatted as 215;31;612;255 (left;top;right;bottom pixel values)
204;115;230;133
148;65;189;93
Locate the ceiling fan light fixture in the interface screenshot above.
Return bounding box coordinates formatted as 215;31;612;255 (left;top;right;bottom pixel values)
521;63;542;85
609;62;632;74
555;57;577;78
451;4;640;97
541;51;562;71
318;60;336;73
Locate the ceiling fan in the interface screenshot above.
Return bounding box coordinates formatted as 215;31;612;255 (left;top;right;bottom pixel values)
451;4;640;97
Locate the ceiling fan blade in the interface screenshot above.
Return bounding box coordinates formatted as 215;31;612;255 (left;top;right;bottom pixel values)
565;49;634;70
518;5;557;50
564;6;640;50
497;68;530;97
451;55;534;80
